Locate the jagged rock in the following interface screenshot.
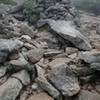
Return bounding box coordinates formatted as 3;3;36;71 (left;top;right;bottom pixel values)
78;49;100;64
47;20;92;50
27;92;54;100
12;70;30;86
0;39;23;63
0;77;22;100
26;48;45;64
76;90;100;100
36;77;61;100
47;64;80;97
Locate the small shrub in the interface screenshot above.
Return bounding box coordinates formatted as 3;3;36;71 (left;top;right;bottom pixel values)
24;0;40;24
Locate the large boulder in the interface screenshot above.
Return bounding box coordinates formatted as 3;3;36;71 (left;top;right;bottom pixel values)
0;39;23;63
47;64;80;97
47;20;92;50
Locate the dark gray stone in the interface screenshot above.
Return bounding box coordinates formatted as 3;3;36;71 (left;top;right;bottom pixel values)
47;20;92;50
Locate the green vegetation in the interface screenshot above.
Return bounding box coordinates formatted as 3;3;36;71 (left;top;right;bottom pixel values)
0;0;16;5
24;0;40;24
72;0;100;15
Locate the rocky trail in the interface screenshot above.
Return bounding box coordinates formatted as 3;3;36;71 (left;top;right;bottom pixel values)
0;0;100;100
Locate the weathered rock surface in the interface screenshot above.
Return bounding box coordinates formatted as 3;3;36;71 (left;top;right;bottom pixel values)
47;20;92;50
37;76;61;100
0;39;23;63
47;64;80;97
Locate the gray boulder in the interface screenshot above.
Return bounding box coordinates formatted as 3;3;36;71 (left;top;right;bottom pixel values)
0;77;22;100
47;20;92;50
47;64;80;97
0;39;23;63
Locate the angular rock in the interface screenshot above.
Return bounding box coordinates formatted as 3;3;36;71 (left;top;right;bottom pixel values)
36;77;61;100
12;70;30;86
76;90;100;100
78;49;100;64
0;39;23;63
48;20;92;50
26;48;44;64
47;64;80;97
0;77;22;100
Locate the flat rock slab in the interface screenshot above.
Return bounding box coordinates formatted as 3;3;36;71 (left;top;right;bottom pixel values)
47;65;80;97
27;92;54;100
12;70;30;86
47;58;71;69
0;77;22;100
76;90;100;100
47;20;92;50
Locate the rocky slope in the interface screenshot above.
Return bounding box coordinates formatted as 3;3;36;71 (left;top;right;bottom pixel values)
0;0;100;100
